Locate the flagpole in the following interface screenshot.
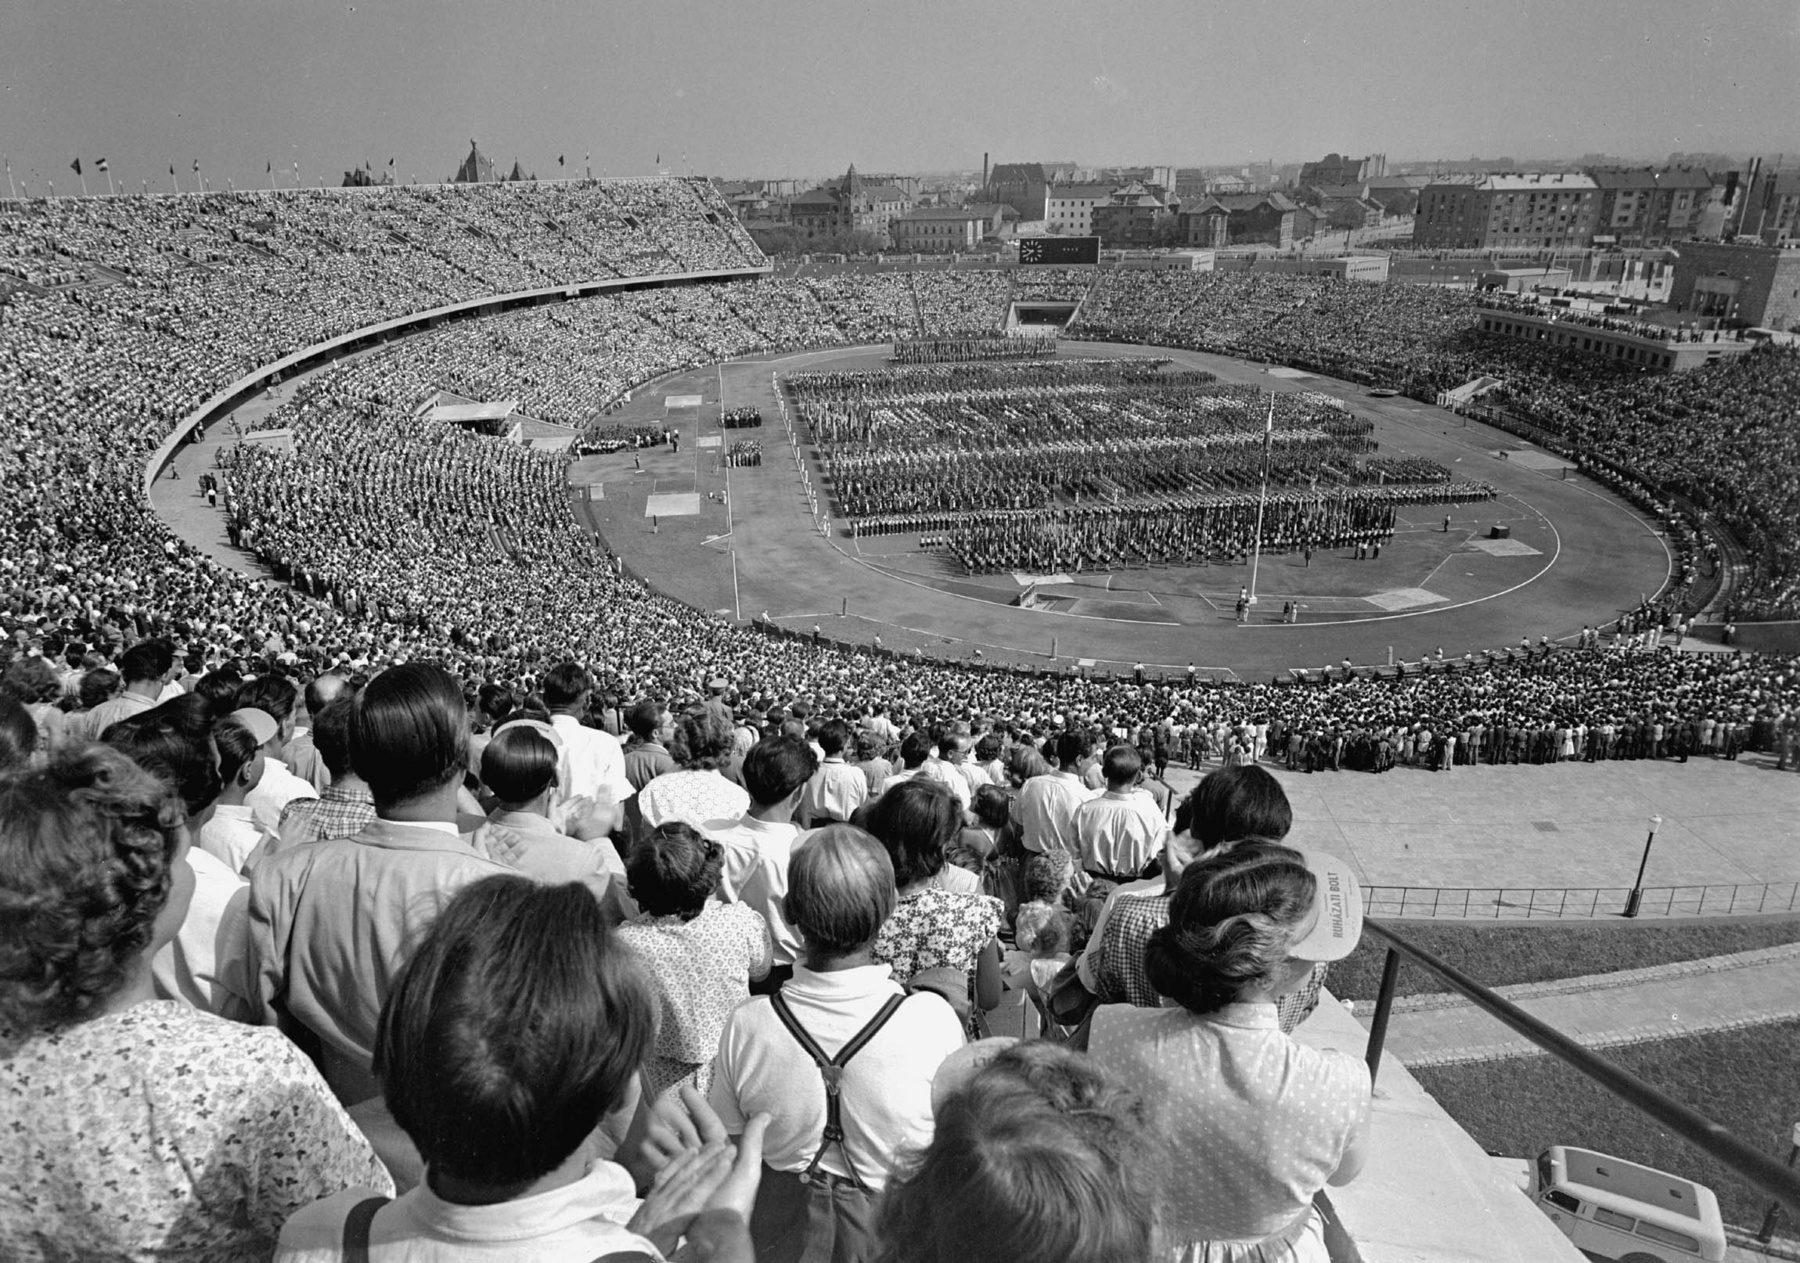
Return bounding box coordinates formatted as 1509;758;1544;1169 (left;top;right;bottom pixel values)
5;158;15;201
1247;391;1274;610
104;166;115;196
170;165;179;194
75;164;88;197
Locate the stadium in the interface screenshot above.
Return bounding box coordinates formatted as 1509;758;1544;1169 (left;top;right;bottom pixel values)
5;171;1800;1258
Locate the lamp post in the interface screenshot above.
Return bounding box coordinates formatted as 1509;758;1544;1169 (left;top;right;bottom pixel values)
1623;814;1663;918
1756;1122;1800;1242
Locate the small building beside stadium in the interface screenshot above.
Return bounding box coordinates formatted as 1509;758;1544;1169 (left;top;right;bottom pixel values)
1667;240;1800;331
891;206;998;253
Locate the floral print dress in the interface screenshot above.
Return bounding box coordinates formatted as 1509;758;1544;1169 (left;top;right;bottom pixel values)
0;1001;392;1262
871;884;1003;1035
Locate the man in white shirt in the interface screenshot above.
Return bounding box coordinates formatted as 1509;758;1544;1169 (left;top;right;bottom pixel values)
708;827;964;1258
799;718;868;826
874;731;933;796
1016;731;1100;858
543;661;634;806
202;710;273;875
918;723;972;814
235;674;320;833
1073;744;1172;883
705;735;818;981
74;638;179;742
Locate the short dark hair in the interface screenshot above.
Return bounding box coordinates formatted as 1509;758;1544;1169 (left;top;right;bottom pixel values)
193;668;245;719
104;694;223;816
1053;730;1090;769
785;825;895;957
1101;744;1143;786
970;783;1011;830
624;699;664;741
350;663;470;809
0;695;39;771
475;683;516;729
540;661;592;711
481;725;559;804
627;822;723;919
1177;765;1292;851
740;735;818;806
312;695;358;780
817;718;855;757
117;639;175;685
0;746;186;1038
862;778;960;888
78;668;121;710
214;716;261;788
375;876;653;1187
898;731;933;770
235;673;298;727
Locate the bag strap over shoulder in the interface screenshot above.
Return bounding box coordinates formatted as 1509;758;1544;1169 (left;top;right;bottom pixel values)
769;991;907;1190
341;1195;391;1263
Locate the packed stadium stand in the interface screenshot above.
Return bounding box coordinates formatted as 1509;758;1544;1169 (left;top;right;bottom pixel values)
6;177;1800;1263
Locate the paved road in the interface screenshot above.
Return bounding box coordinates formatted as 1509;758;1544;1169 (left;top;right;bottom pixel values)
1377;944;1800;1066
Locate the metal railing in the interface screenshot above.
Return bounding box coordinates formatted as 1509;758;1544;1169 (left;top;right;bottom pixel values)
1364;881;1800;920
1362;919;1800;1216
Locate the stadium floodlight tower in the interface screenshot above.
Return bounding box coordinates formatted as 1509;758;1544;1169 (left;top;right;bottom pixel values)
1246;391;1275;610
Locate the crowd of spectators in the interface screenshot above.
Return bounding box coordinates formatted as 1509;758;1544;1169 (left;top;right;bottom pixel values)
3;182;1800;1258
4;184;1798;808
1;641;1389;1261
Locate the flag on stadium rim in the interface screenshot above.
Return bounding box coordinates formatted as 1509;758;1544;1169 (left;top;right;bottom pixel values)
192;159;200;172
558;154;564;166
96;158;108;172
70;158;81;175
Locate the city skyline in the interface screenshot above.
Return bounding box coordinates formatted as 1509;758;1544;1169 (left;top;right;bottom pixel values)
3;0;1797;192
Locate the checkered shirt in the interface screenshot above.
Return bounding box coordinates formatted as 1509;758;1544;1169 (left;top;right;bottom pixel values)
277;781;378;849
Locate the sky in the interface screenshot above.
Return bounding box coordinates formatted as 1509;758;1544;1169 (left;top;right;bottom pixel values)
3;0;1797;193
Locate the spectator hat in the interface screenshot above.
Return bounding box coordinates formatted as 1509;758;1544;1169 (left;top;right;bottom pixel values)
226;707;280;748
1288;848;1364;962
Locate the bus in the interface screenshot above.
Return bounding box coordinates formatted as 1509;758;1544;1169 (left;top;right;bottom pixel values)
1530;1146;1726;1262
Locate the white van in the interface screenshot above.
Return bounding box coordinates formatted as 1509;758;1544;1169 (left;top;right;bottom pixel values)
1530;1146;1726;1263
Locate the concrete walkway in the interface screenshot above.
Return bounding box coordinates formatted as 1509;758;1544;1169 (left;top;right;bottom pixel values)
1372;942;1800;1066
1153;754;1799;919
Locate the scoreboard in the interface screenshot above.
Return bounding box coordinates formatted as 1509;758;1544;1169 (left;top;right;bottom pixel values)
1018;236;1100;266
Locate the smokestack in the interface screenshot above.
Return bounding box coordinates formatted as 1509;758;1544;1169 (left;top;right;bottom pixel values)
1737;157;1763;240
983;152;989;193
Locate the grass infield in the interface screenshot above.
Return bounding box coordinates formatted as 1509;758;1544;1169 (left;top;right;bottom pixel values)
1329;915;1800;1001
1412;1020;1800;1228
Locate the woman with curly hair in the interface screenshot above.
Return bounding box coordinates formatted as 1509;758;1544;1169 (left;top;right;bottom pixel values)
635;706;751;833
1085;839;1371;1263
614;822;772;1098
0;654;68;760
0;745;391;1261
